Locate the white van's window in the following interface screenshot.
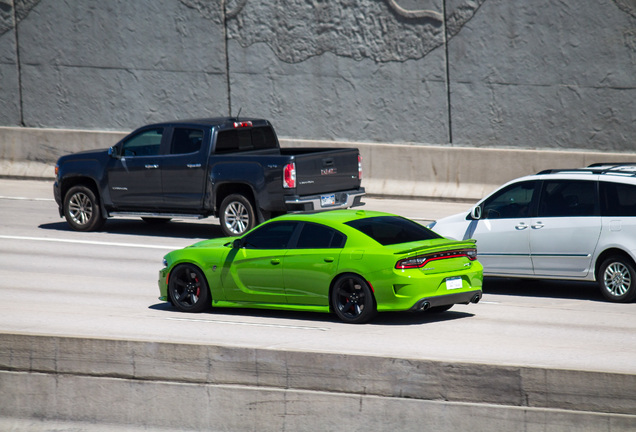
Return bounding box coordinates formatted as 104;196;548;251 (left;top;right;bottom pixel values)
538;180;598;217
601;182;636;216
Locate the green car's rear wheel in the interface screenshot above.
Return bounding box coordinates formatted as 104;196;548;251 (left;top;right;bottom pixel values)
168;264;211;313
331;274;376;324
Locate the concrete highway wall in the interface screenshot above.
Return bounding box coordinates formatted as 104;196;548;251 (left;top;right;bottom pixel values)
1;0;634;152
2;125;636;200
1;333;635;431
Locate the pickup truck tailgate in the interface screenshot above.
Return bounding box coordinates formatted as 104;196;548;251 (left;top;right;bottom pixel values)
291;148;361;196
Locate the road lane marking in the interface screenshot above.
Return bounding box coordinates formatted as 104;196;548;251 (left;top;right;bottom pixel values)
0;196;54;201
166;316;329;331
0;235;175;250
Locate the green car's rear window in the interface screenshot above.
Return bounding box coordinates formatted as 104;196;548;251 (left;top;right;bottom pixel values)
345;216;442;246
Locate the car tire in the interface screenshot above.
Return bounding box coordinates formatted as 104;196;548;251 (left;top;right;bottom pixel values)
63;185;105;231
598;255;636;303
331;274;377;324
168;264;211;313
219;194;256;237
428;304;453;313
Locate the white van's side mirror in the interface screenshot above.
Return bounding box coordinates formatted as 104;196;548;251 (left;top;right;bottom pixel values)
470;206;482;220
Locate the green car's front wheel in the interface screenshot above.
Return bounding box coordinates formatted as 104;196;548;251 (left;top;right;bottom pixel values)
331;274;377;324
168;264;211;313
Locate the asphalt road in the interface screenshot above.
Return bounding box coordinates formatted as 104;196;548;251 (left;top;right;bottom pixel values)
1;179;635;374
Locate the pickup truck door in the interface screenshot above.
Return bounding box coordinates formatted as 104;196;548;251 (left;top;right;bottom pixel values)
160;127;209;209
107;127;165;208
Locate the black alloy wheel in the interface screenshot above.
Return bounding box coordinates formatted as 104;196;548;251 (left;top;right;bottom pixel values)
331;274;377;324
168;264;211;313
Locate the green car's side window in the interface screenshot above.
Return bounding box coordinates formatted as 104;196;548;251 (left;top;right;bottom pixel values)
295;222;346;249
242;221;298;249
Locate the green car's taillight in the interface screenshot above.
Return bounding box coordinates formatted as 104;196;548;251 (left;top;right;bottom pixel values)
396;248;477;269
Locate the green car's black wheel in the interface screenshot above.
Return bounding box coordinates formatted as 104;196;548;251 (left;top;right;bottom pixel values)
168;264;211;313
331;274;376;324
63;185;105;231
598;255;636;303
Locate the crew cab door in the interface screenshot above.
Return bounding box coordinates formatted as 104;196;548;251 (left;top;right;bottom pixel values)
161;127;209;209
107;127;165;209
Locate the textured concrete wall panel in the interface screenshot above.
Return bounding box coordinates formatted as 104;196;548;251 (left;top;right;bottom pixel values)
20;63;228;129
448;0;636;149
0;3;20;125
15;0;228;129
229;40;450;143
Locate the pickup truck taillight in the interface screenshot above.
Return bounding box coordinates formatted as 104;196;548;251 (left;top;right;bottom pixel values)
358;155;363;180
284;162;296;188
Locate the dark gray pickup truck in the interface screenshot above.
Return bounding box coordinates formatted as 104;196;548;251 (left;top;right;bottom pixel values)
54;117;365;236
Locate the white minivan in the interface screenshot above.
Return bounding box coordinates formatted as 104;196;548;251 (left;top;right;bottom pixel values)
428;163;636;302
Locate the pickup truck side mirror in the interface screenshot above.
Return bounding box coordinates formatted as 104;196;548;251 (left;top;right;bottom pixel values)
108;146;120;159
470;206;482;220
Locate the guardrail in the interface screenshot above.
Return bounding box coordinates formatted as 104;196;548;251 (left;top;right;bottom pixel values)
2;126;636;201
1;333;635;431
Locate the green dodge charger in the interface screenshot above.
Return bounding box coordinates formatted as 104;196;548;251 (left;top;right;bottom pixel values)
158;209;483;323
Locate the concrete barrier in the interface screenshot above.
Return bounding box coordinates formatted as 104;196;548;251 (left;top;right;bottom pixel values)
2;126;636;200
1;333;635;431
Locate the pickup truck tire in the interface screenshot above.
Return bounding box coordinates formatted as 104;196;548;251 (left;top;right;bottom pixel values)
219;194;256;237
63;185;105;232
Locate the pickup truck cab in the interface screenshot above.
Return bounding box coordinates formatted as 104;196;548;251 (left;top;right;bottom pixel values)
54;117;365;236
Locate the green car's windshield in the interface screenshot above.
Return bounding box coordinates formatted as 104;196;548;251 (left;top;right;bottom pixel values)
345;216;442;246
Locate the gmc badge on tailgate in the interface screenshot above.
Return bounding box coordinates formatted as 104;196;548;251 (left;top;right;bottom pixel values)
321;167;337;175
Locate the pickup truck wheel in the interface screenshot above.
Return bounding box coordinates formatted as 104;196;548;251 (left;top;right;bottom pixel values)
219;194;256;236
63;185;105;231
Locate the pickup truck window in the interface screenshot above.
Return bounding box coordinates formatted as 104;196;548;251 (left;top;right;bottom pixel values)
122;128;163;157
215;127;277;154
170;128;204;155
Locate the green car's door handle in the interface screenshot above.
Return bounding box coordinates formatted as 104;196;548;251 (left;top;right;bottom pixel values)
271;259;281;265
324;257;334;263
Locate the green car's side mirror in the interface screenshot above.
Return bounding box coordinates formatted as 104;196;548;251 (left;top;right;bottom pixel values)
232;239;243;249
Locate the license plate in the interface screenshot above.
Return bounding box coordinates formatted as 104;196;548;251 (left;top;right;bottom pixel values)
321;194;336;207
445;277;463;290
